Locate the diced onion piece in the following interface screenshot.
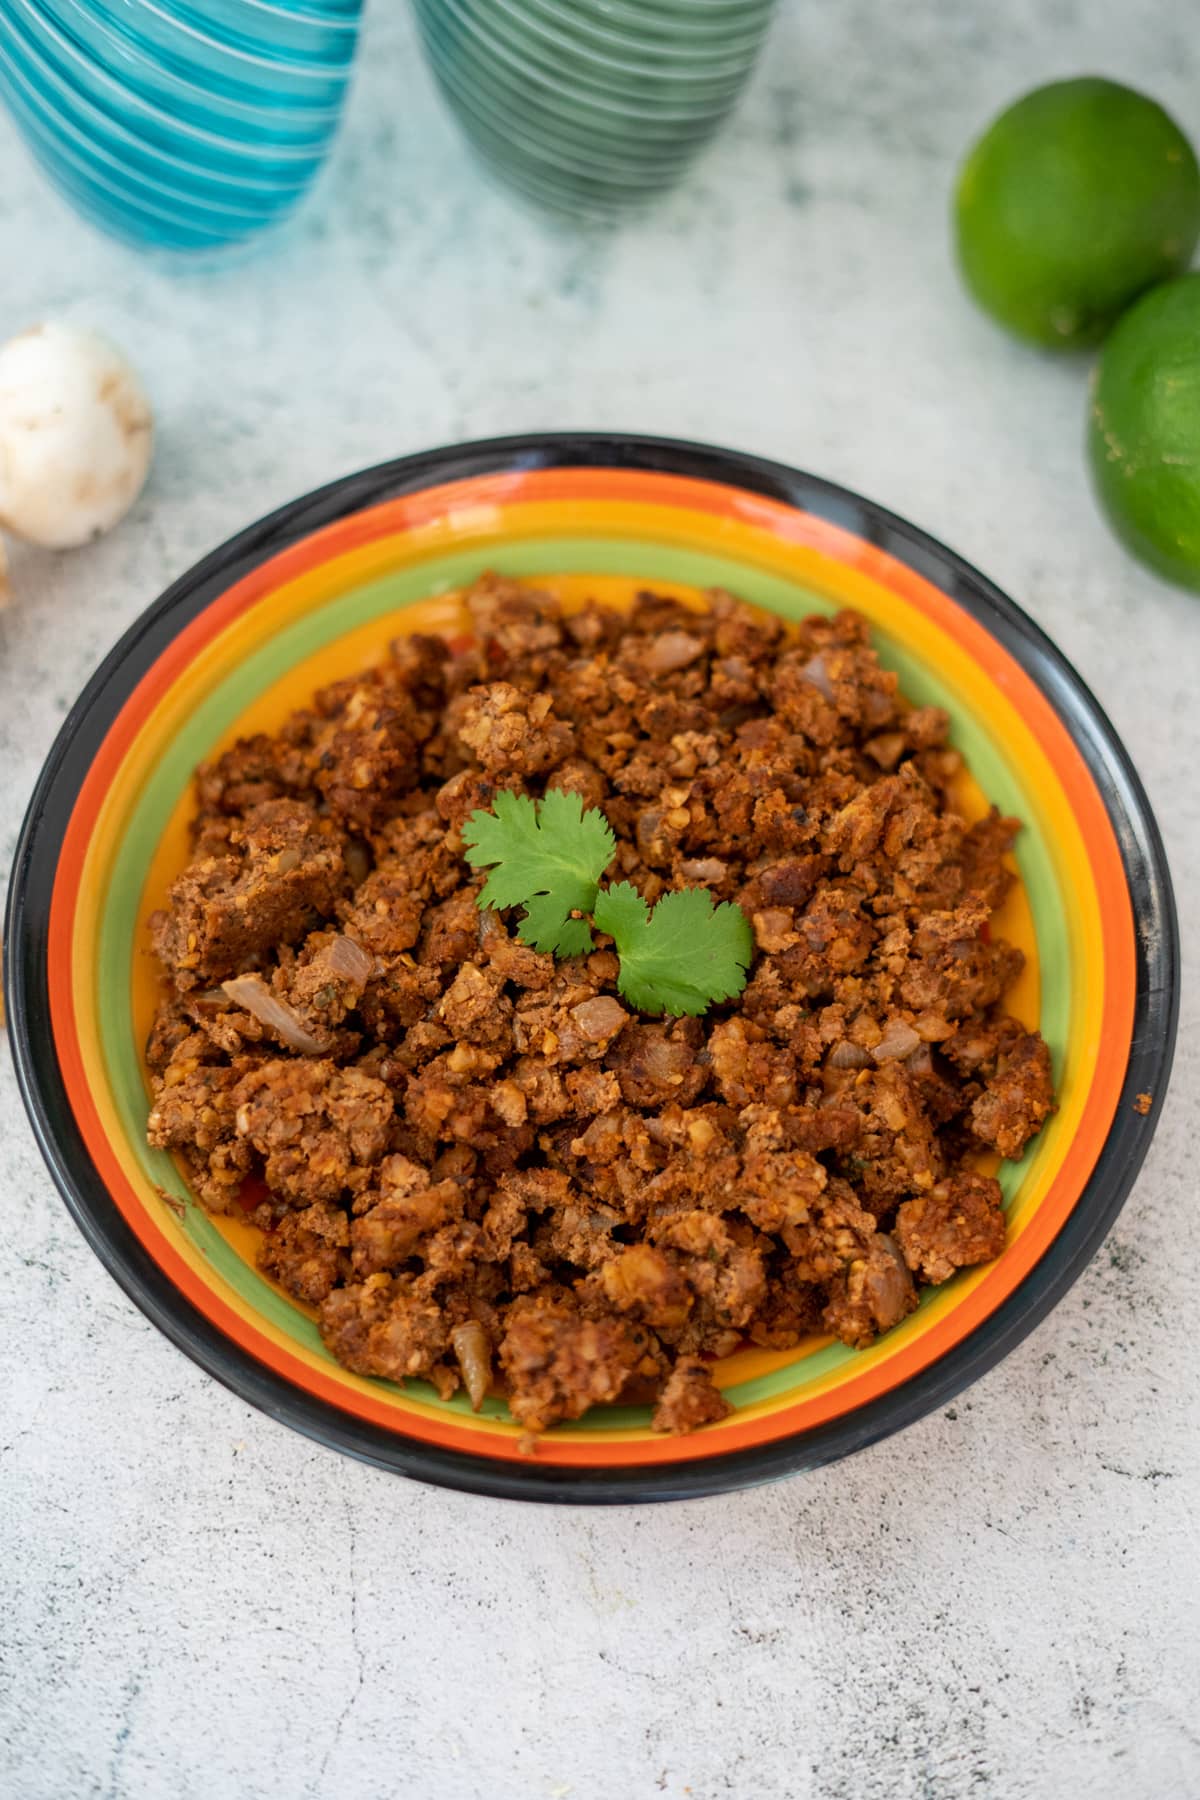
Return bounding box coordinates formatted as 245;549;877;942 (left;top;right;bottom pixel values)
862;687;896;728
828;1040;871;1070
635;808;664;852
872;1020;921;1063
325;933;374;984
800;653;834;701
904;1043;935;1077
678;858;728;883
570;996;628;1042
451;1320;492;1412
220;974;329;1055
642;630;704;673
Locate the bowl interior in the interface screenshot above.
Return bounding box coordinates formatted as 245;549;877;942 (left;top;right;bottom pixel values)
39;463;1139;1488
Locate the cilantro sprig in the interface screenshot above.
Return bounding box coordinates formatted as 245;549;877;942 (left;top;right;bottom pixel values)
462;792;753;1017
593;882;753;1017
462;788;614;958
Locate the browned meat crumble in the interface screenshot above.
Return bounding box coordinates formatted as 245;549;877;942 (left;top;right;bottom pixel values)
145;575;1056;1437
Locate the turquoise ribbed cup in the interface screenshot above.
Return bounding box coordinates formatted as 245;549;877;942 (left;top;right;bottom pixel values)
413;0;779;218
0;0;363;253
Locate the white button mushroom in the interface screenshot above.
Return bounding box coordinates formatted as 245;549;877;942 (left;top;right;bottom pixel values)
0;322;153;550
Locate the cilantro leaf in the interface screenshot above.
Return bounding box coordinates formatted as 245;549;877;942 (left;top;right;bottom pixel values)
593;882;754;1017
588;879;649;950
519;894;596;960
461;795;753;1009
461;789;615;956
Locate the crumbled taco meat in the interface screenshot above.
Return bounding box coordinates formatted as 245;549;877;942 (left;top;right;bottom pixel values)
652;1357;733;1434
894;1173;1008;1286
151;800;345;991
145;576;1056;1437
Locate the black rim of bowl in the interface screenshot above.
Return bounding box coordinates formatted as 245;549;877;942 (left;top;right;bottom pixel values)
3;432;1180;1505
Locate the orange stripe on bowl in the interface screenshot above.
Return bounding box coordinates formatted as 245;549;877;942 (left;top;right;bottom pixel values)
47;470;1135;1465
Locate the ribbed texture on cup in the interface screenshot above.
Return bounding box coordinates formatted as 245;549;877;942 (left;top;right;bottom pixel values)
413;0;777;218
0;0;362;252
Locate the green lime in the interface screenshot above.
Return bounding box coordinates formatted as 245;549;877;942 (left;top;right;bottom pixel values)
955;78;1200;348
1088;273;1200;590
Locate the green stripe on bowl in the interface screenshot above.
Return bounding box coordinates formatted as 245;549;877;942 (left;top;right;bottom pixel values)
95;533;1072;1431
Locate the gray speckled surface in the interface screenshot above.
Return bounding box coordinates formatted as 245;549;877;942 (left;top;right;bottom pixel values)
1;4;1197;1797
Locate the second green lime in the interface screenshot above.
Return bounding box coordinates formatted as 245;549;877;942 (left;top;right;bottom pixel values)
955;78;1200;349
1088;273;1200;592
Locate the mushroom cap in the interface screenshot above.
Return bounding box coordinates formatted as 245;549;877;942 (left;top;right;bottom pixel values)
0;322;153;549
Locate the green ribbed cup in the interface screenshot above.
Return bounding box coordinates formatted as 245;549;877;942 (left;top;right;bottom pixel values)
412;0;779;217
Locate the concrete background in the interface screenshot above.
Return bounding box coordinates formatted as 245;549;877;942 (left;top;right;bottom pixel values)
1;3;1196;1796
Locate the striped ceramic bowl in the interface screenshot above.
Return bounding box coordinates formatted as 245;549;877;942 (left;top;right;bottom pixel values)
412;0;779;217
4;435;1178;1502
0;0;362;253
